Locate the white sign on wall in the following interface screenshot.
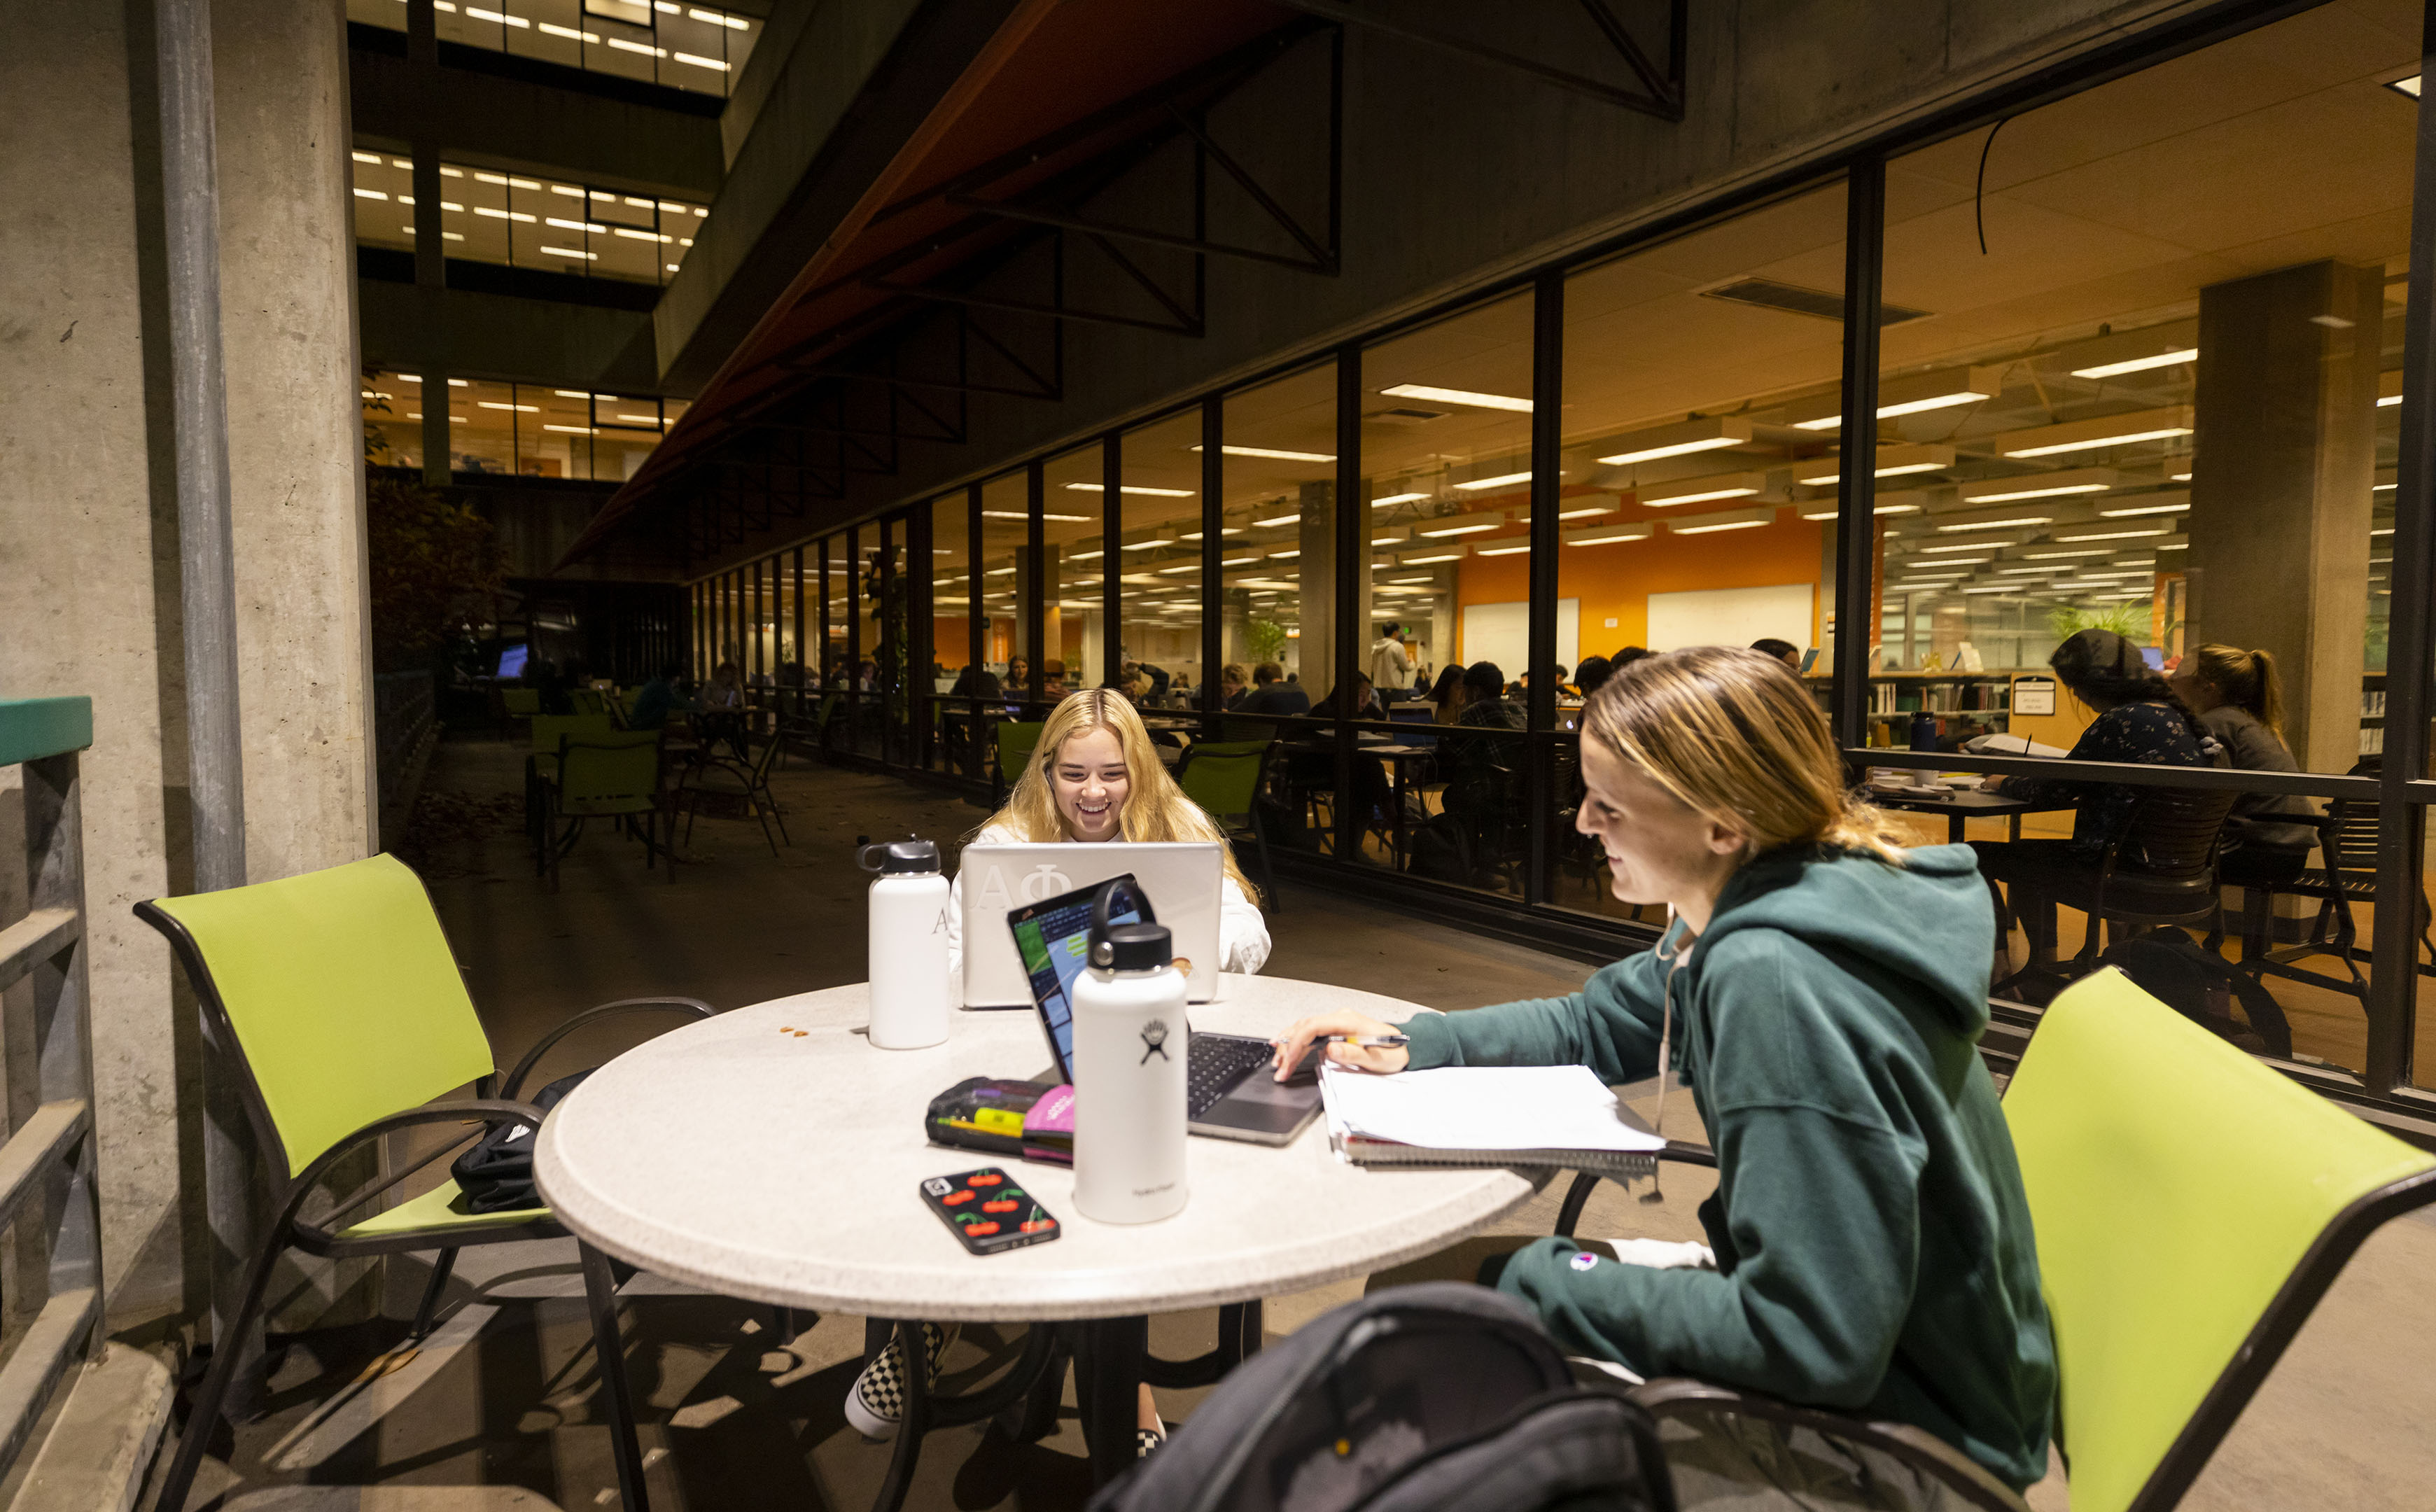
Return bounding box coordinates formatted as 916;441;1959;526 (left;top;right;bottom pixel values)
1644;583;1814;654
1460;600;1580;678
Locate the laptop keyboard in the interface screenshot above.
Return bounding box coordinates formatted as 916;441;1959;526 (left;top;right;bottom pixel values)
1186;1035;1275;1117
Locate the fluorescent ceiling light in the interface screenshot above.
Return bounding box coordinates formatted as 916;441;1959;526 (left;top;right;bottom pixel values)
1379;383;1533;413
541;424;595;435
1793;443;1954;486
1157;565;1198;575
539;246;597;260
1995;407;2193;458
350;151;381;164
2378;394;2403;408
538;22;598;41
615;413;663;425
1189;444;1337;463
1642;486;1758;507
1475;544;1533;556
692;7;751;27
1454;470;1533;491
2094;494;2190;518
1788;366;2000;430
352;188;388;200
1900;556;1989;566
545;217;605;233
477;401;538;412
1795;500;1924;520
1254;513;1301;527
1962;586;2024;594
1063;482;1195;498
1935;516;2052;532
1959;467;2115;504
1401;551;1467;564
1917;538;2017;552
2022;549;2111;559
1998;566;2066;575
1068;548;1103;560
1373;491;1431;507
2170;471;2192;482
1122;538;1175;550
1418;522;1501;537
1665;505;1774;536
2052;528;2168;542
673;52;731;70
2071;348;2198;379
1557;506;1609;519
606;38;666;57
1597;416;1751;465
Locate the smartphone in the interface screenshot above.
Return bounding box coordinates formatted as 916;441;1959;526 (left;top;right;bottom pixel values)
920;1166;1062;1255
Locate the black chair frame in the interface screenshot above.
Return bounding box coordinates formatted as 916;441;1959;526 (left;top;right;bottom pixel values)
1991;785;2237;999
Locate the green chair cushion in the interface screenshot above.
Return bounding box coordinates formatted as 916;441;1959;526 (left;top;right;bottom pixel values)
341;1177;549;1240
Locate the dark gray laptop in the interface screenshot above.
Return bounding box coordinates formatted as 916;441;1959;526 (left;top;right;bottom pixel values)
1007;878;1324;1146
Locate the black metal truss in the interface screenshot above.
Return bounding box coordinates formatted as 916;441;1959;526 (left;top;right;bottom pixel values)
1266;0;1685;120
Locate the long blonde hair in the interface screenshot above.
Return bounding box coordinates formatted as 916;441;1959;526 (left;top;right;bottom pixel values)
983;689;1261;904
2185;643;2284;737
1583;646;1908;865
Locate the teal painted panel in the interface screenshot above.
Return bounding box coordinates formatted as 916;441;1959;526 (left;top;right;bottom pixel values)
0;699;94;766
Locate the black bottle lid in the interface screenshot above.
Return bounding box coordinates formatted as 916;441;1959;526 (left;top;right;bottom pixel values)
1093;921;1172;972
856;838;940;875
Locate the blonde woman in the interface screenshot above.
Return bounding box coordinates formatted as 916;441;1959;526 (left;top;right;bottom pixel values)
850;690;1268;1449
944;689;1268;979
1273;646;2055;1494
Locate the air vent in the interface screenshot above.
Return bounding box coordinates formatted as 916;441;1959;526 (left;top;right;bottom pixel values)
1365;406;1448;426
1700;277;1932;326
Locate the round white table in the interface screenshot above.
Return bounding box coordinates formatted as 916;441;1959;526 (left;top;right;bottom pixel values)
535;973;1541;1503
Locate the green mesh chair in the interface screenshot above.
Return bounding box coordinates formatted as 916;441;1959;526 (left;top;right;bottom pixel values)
498;687;542;742
1541;967;2436;1510
136;853;713;1512
526;713;615;854
994;718;1046;804
1175;738;1278;906
542;732;668;889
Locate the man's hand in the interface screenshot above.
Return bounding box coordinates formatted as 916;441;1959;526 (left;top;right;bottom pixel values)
1271;1010;1411;1079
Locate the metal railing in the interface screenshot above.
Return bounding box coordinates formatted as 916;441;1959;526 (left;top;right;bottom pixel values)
0;698;106;1479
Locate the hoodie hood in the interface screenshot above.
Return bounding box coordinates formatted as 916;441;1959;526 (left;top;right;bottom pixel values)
1694;844;1993;1038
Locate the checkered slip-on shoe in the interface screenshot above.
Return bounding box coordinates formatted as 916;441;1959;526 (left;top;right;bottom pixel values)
1138;1406;1166;1459
843;1322;960;1441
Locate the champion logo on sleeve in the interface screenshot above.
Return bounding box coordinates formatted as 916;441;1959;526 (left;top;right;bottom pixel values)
1569;1250;1600;1271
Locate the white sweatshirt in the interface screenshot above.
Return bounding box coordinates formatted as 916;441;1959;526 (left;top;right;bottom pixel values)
944;823;1272;979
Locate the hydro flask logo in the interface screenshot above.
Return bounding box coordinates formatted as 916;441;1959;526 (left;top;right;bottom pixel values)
1139;1018;1171;1063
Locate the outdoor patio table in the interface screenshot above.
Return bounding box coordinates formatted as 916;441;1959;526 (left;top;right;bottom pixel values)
534;974;1540;1511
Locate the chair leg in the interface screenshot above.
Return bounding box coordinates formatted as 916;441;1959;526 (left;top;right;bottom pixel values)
763;784;790;846
154;1226;290;1512
411;1247;459;1340
579;1242;652;1512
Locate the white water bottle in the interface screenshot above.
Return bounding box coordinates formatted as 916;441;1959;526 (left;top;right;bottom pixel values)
859;839;951;1049
1071;906;1188;1224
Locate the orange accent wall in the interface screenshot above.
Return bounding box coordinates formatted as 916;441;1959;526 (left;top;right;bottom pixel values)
1450;504;1826;662
933;617;974;664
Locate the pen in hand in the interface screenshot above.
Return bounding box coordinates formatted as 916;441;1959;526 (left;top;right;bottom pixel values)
1317;1034;1409;1048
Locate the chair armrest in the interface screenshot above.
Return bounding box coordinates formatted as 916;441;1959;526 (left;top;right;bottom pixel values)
294;1099;550;1227
1625;1378;2032;1512
502;996;718;1100
1553;1143;1718;1238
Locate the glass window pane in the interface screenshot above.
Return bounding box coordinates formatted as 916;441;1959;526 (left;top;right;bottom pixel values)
349;148;416;255
361;369;420;470
1222;364;1334;706
1551;181;1847;917
1355;295;1536;890
979;475;1030;701
1042;444;1107;693
1116;414;1205;706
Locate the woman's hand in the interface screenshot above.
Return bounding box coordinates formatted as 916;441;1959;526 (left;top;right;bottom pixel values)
1271;1010;1410;1079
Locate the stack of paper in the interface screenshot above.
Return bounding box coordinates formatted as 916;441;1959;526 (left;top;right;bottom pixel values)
1319;1063;1662;1177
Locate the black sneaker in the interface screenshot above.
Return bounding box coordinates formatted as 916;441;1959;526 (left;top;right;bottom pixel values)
843;1322;959;1441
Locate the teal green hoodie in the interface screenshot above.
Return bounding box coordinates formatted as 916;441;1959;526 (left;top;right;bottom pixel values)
1401;843;2055;1490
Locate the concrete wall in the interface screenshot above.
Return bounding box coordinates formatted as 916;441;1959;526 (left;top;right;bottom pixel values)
0;0;374;1326
668;0;2246;574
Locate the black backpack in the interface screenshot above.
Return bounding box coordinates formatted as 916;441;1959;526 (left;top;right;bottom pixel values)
450;1068;592;1213
1088;1283;1674;1512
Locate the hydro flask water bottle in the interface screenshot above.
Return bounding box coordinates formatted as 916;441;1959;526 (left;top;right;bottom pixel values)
1070;888;1188;1224
859;839;951;1049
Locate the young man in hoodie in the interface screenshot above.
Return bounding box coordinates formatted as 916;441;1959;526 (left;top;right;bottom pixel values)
1368;622;1413;694
1273;646;2055;1493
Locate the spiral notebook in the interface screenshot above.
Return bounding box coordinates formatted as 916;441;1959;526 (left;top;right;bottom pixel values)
1317;1063;1662;1179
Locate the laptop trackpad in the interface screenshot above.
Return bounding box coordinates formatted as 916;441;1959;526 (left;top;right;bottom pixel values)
1203;1075;1320;1135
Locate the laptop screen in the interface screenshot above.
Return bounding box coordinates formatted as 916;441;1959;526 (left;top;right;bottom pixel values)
1008;878;1144;1081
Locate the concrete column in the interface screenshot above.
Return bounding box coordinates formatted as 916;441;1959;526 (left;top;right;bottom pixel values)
1222;587;1252;669
2188;260;2380;774
1294;481;1368;702
0;0;374;1335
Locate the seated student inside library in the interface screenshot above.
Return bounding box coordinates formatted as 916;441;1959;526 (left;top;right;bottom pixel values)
1273;647;2056;1492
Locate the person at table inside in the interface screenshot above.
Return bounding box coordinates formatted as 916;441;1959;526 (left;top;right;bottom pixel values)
1975;629;2225;965
1750;636;1802;669
1236;660;1310;717
1219;662;1250;709
1311;670;1384;722
1426;663;1467;723
1270;647;2054;1492
626;662;687;731
2169;643;2320;888
1573;653;1615;700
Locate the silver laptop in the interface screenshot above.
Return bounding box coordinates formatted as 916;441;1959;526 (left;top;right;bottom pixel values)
960;841;1224;1007
1009;878;1324;1147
